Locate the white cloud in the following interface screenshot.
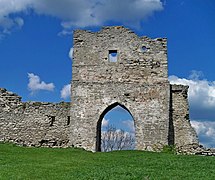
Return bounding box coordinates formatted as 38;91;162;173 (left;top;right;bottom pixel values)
109;53;117;62
169;71;215;120
0;0;31;37
14;17;24;27
32;0;163;28
27;73;55;93
33;0;96;28
191;120;215;148
92;0;163;28
0;0;163;36
60;84;71;99
58;29;73;36
122;120;135;133
69;48;73;60
102;118;109;128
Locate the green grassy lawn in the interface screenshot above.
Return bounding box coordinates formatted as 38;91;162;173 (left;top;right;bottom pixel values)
0;143;215;179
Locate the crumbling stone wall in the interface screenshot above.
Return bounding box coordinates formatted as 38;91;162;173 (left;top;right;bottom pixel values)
0;26;199;153
0;88;70;147
170;85;198;147
70;26;170;151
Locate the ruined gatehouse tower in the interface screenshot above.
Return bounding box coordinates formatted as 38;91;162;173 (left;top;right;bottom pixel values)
0;26;198;152
69;26;198;151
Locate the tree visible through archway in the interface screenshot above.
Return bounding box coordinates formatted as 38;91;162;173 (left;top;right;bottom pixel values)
96;103;136;152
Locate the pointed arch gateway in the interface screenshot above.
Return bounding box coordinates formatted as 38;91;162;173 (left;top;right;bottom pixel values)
96;102;135;152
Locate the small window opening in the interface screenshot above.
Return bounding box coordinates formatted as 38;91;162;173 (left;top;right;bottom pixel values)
67;116;71;125
50;116;55;126
141;46;148;53
109;50;118;62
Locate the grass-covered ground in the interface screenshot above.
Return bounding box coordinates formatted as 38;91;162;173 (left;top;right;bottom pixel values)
0;143;215;179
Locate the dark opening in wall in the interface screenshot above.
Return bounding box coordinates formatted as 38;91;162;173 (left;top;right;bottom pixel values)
109;50;118;62
141;46;148;53
50;116;55;126
96;102;136;152
67;116;71;125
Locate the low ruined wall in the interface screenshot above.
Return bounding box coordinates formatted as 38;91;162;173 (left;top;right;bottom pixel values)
0;80;201;152
170;85;199;147
0;88;70;147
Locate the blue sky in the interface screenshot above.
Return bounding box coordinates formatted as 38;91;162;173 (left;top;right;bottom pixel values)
0;0;215;147
102;106;135;133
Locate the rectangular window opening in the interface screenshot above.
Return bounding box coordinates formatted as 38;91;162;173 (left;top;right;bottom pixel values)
67;116;71;126
109;50;118;62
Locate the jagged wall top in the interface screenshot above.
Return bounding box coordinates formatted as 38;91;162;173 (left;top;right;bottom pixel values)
73;26;168;85
0;88;22;108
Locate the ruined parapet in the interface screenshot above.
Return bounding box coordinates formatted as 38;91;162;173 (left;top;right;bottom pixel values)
0;88;22;109
0;88;70;147
170;84;199;148
72;26;168;84
70;26;170;151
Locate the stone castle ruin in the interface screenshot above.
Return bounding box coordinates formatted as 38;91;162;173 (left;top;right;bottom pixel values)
0;26;199;152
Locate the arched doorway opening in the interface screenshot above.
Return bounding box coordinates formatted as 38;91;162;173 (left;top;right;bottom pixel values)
96;102;136;152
